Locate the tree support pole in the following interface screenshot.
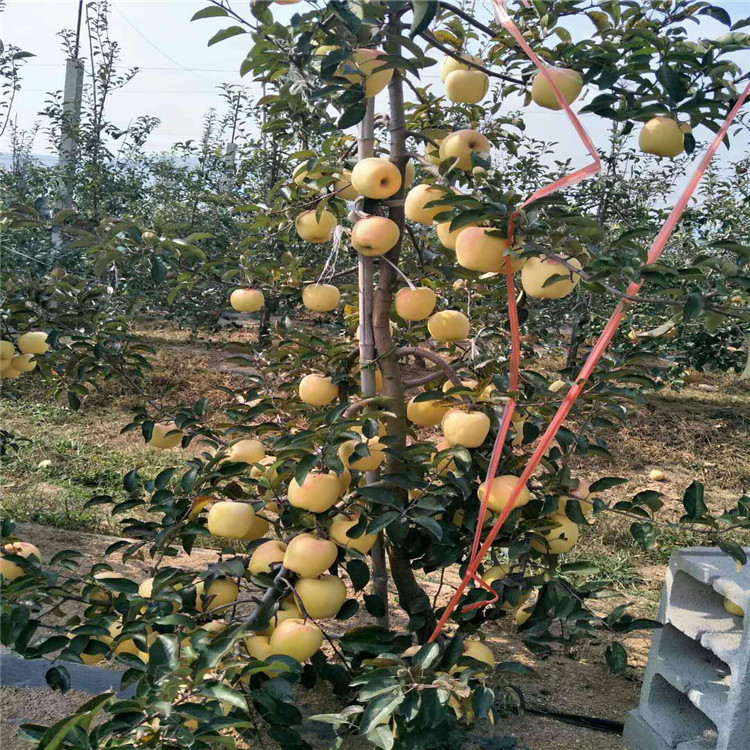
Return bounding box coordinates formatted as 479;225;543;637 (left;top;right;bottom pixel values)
356;96;390;629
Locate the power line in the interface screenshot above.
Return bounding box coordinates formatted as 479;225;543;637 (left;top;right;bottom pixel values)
110;4;219;86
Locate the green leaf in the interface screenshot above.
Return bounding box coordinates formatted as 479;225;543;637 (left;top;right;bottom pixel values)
45;666;70;694
656;63;688;102
682;479;707;519
208;26;246;46
410;0;437;36
199;681;247;710
604;642;627;674
366;512;400;535
630;521;657;550
496;661;536;675
191;6;229;21
147;634;180;683
338;102;367;129
683;292;705;321
717;540;747;567
347;559;370;591
336;598;360;620
359;692;405;735
414;516;443;540
412;642;440;670
589;477;627;492
295;452;318;488
150;256;167;284
364;594;386;618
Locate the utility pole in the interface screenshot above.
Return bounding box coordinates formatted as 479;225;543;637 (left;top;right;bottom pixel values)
219;93;241;194
58;0;85;211
52;0;84;258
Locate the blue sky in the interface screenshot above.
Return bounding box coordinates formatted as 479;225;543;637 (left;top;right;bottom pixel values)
3;0;749;173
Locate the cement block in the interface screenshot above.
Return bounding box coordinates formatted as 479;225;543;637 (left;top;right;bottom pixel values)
623;547;750;750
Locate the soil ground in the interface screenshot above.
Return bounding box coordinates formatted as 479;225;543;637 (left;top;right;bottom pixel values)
1;323;748;749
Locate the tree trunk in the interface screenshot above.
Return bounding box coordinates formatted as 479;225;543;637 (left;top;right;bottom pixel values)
377;12;436;643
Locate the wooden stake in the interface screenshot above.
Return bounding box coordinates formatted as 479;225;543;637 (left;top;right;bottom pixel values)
356;97;390;629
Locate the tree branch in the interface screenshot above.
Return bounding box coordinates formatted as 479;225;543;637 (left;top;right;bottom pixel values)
420;30;524;86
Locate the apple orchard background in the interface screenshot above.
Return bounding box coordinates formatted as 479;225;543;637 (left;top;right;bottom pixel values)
1;1;750;750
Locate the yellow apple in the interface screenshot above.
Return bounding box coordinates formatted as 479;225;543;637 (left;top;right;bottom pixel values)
442;409;490;448
283;534;338;577
440;53;483;83
248;539;287;575
227;438;266;464
293;160;329;187
337;468;352;495
288;471;342;512
333;170;359;200
404;160;415;187
478;475;531;514
0;361;21;379
328;513;377;553
445;69;489;104
531;67;583;110
405;184;450;225
17;331;49;355
142;231;159;245
436;220;478;250
639;117;685;158
254;597;303;637
423;128;449;165
299;373;338;406
649;469;666;481
0;340;15;360
338;437;385;472
147;422;183;449
106;621;150;660
351;157;402;199
455;227;509;273
557;478;594;516
351;215;400;256
196;578;239;612
302;283;340;312
439;130;491;171
269;618;323;662
339;48;393;97
3;541;41;562
407;395;450;427
11;354;37;372
433;439;456;475
394;286;436;321
295;209;338;243
295;575;347;618
207;501;256;540
531;514;579;554
230;288;265;312
427;310;470;342
724;598;744;617
241;514;270;542
245;634;273;661
521;256;582;299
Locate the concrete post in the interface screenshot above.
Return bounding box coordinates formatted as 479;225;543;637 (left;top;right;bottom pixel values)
623;547;750;749
59;57;84;210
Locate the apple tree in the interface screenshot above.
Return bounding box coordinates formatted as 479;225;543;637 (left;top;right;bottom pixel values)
2;1;750;749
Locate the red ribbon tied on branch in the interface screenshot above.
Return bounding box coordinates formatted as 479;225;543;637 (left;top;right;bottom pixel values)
430;0;750;642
